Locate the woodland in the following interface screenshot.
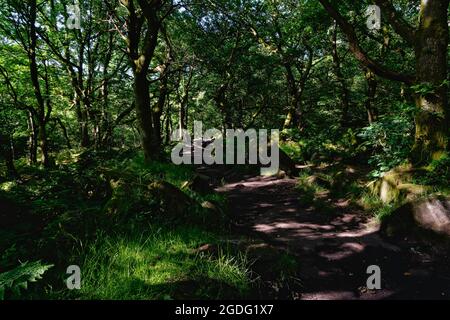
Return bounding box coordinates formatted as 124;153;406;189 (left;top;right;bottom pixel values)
0;0;449;300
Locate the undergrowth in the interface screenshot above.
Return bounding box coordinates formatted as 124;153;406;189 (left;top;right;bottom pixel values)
0;149;252;300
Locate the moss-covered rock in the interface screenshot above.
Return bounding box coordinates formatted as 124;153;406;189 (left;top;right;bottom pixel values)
147;181;195;218
368;165;428;203
381;196;450;240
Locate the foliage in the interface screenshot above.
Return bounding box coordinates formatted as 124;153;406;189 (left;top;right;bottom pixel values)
0;261;53;300
0;150;251;299
413;154;450;188
0;0;448;301
358;103;416;177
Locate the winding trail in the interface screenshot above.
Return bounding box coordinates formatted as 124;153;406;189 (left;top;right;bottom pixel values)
198;165;450;300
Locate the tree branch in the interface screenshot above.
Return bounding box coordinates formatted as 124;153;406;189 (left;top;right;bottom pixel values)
373;0;416;46
318;0;414;85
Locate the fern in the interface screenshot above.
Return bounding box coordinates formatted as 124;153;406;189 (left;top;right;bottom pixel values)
0;261;53;300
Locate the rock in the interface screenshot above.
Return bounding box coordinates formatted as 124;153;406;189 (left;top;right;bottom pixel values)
193;243;219;256
190;174;214;194
246;243;281;263
148;181;194;218
279;148;298;176
201;200;224;224
104;179;132;217
381;196;450;239
397;184;430;201
368;165;428;203
260;145;298;177
276;170;287;179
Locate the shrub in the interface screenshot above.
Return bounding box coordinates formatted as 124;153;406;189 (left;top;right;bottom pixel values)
358;103;415;177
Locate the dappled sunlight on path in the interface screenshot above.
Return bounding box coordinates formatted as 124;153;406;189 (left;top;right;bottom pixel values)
202;166;450;300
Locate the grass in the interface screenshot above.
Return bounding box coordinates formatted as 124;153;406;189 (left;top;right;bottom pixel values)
0;151;253;300
295;171;339;215
295;162;404;222
62;226;251;300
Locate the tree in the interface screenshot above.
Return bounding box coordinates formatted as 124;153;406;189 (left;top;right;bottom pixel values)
110;0;175;161
0;0;53;167
318;0;449;164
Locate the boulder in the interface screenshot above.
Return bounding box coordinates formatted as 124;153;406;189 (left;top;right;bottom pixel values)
368;165;429;203
180;174;215;194
381;196;450;239
201;200;224;225
190;174;214;194
279;148;298;176
148;181;194;218
260;145;298;177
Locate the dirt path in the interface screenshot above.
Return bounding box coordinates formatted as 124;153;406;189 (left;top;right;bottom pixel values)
198;165;450;300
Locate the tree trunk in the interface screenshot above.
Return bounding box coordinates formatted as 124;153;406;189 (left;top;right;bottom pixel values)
122;0;162;162
178;70;193;135
37;120;50;167
55;117;72;149
27;111;37;164
134;71;157;161
319;0;448;164
165;101;173;145
152;81;167;151
331;21;351;127
365;69;378;124
411;0;449;163
28;0;51;167
79;103;90;148
283;64;300;130
179;102;186;134
100;33;113;149
0;133;18;179
215;84;233;130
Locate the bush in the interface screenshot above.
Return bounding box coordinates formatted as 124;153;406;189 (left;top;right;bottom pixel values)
413;154;450;188
358;103;415;177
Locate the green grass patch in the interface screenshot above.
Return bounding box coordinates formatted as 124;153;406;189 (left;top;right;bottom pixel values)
63;226;251;300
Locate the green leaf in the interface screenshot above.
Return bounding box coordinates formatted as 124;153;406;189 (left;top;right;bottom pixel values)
0;261;53;300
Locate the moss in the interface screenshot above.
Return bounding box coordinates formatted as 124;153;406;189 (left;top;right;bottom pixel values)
368;165;428;204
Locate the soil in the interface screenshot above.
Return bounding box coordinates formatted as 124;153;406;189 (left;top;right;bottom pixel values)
197;164;450;300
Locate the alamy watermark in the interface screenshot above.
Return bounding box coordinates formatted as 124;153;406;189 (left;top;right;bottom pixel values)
366;265;381;290
170;121;280;176
66;265;81;290
66;1;81;30
366;5;381;31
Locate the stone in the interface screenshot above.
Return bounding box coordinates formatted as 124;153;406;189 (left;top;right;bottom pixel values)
193;243;218;256
381;196;450;239
201;200;224;225
279;148;298;176
148;181;194;218
190;174;214;194
368;165;428;203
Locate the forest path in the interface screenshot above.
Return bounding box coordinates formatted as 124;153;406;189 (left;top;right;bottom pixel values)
197;165;450;300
